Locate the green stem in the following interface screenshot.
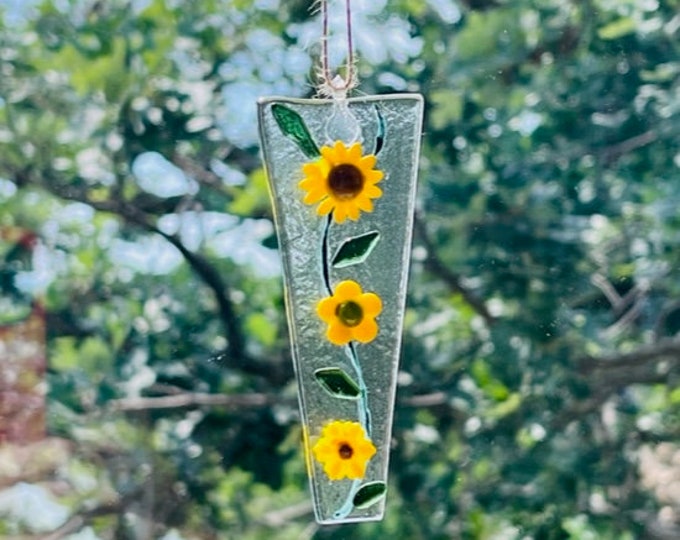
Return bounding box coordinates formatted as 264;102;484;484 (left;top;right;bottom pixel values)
347;342;371;437
321;213;333;296
333;479;362;520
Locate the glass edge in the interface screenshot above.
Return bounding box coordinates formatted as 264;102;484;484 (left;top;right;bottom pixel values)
257;93;424;106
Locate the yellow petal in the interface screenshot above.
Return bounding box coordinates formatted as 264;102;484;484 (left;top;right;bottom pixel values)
364;184;383;199
298;176;314;189
346;459;367;479
359;154;376;169
352;319;378;343
317;198;336;216
312;438;328;456
325;459;345;480
335;421;358;439
359;292;382;317
346;204;360;221
303;190;327;205
333;140;348;161
327;323;352;345
348;143;363;161
335;280;362;300
317;296;339;322
321;422;339;438
319;162;332;178
367;169;384;183
320;145;336;163
332;204;349;223
302;163;322;179
355;438;377;460
356;197;374;212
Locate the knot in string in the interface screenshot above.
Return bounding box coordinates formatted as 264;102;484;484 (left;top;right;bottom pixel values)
317;0;357;100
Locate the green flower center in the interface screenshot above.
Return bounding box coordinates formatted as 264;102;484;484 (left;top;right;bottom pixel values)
338;442;354;460
336;300;364;327
328;163;364;200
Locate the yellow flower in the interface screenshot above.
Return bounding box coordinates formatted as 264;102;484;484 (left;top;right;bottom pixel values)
312;420;377;480
316;280;382;346
299;141;384;224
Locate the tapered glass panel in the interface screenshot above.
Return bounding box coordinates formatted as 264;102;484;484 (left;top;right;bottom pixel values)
258;95;423;524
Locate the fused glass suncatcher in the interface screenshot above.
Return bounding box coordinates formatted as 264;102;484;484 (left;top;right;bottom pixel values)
258;94;423;524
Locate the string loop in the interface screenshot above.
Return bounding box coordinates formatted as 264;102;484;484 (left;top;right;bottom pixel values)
318;0;357;99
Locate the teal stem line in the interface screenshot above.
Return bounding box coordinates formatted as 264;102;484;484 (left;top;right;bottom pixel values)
373;105;385;155
347;342;371;438
333;479;361;520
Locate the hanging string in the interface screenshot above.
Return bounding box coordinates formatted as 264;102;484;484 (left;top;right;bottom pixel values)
318;0;358;98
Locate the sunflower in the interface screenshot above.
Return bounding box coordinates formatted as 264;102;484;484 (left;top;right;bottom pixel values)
312;420;376;480
299;141;384;224
316;280;382;346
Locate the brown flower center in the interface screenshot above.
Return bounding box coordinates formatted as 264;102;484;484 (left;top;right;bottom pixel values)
338;442;354;460
336;301;363;327
328;163;364;200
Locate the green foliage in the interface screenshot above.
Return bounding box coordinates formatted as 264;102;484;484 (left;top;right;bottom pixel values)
1;0;679;538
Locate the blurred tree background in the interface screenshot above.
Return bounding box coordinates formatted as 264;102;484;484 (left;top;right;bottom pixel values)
0;0;679;538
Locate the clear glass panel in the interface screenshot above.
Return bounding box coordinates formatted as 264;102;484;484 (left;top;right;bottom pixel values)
258;95;423;523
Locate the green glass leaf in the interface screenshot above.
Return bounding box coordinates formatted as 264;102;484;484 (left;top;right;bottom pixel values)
352;482;387;509
271;104;320;158
314;367;361;399
332;231;381;269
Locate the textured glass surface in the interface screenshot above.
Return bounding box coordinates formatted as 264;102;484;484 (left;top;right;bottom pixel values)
258;95;423;524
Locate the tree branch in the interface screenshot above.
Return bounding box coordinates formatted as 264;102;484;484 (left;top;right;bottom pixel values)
578;337;680;373
599;130;657;165
260;500;314;527
414;214;496;325
26;177;288;380
49;185;246;357
107;389;468;413
552;369;673;431
550;339;680;429
108;392;280;412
